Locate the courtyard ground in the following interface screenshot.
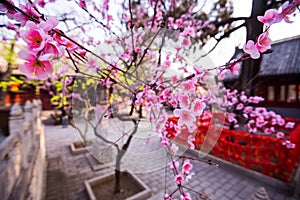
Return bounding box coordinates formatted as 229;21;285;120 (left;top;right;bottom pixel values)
43;112;298;200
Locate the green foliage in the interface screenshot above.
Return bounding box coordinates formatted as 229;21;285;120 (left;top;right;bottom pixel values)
50;95;68;108
0;41;18;70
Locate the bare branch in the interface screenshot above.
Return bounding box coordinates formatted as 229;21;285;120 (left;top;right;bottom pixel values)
193;22;246;62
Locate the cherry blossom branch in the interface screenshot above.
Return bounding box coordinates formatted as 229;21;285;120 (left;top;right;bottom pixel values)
176;155;219;167
73;0;121;41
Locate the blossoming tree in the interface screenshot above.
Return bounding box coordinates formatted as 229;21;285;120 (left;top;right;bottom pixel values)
0;0;299;199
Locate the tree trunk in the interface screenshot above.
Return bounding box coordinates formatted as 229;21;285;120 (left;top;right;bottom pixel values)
240;0;268;96
113;119;137;194
114;151;123;193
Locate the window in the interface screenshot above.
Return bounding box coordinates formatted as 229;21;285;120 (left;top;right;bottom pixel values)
287;84;297;103
267;86;275;101
279;85;286;101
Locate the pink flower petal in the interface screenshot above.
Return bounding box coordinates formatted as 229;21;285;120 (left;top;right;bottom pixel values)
18;50;36;62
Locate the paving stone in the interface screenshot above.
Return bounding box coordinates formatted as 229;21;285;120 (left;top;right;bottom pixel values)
232;196;243;200
203;187;214;196
214;188;226;197
225;189;238;198
42;115;297;200
219;195;231;200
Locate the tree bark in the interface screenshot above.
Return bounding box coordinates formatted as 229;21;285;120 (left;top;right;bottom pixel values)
240;0;268;96
114;151;123;193
113;119;138;193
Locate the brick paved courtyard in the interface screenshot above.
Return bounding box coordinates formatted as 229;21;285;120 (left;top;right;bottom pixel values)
44;115;298;200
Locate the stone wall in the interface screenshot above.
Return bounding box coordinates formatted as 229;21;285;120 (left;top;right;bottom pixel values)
0;100;46;200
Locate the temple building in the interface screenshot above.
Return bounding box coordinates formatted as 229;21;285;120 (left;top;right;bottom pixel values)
224;36;300;118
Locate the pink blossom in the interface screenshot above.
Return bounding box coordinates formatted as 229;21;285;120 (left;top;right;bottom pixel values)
162;59;171;68
277;117;285;126
240;95;248;103
161;136;170;146
18;50;53;80
0;0;17;20
243;106;253;114
187;135;195;149
218;68;229;80
175;18;183;26
243;40;260;59
231;62;240;75
187;123;197;133
236;103;244;110
39;16;59;32
182;159;193;174
255;32;272;53
185;172;195;182
181;192;192;200
168;96;178;108
285;122;295;129
278;1;296;23
190;99;206;116
193;65;203;75
182;38;191;47
249;96;264;103
78;49;87;57
228;114;237;124
231;97;238;105
256;116;267;128
282;140;296;149
6;23;18;31
79;0;87;9
21;23;46;52
276;132;285;139
264;127;274;135
159;88;171;102
42;39;64;57
293;0;300;5
182;27;195;37
269;111;276;118
64;40;78;52
37;0;46;8
181;80;196;94
249;127;257;133
255;107;267;115
174;108;196;127
257;9;280;26
164;194;171;200
14;3;40;26
86;57;99;72
174;174;184;185
168;17;174;26
171;75;178;84
178;94;190;108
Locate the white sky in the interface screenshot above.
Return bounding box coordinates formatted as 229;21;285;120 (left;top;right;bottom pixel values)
203;0;300;66
3;0;299;68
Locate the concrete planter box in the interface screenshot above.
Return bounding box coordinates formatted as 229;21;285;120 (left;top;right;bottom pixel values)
70;140;92;155
85;171;151;200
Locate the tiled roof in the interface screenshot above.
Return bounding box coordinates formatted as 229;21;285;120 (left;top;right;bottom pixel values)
224;35;300;81
259;35;300;76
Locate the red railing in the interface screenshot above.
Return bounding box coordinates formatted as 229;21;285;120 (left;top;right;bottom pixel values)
167;115;300;183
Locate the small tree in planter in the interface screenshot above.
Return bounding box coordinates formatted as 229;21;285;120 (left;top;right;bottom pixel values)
1;0;299;199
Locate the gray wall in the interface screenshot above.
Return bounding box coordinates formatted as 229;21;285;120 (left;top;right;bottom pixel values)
267;107;300;119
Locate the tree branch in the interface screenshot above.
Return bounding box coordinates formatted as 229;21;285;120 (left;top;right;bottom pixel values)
193;22;246;61
214;17;249;28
